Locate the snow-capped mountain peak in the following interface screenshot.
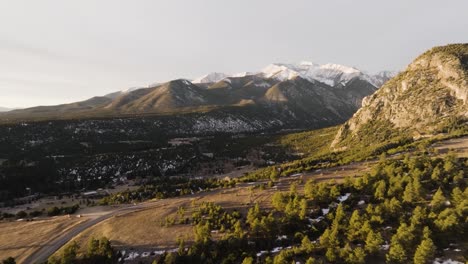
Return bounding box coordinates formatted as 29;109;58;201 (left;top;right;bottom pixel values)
190;62;395;87
319;63;360;74
260;62;394;87
192;72;229;84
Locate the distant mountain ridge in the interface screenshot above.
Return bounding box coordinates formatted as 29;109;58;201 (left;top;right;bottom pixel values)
0;61;395;133
0;107;13;112
192;62;396;88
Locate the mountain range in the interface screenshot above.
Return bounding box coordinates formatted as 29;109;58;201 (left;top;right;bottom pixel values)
0;62;395;131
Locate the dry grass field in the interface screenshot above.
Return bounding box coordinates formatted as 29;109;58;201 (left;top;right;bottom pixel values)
61;186;275;253
433;135;468;158
0;216;87;263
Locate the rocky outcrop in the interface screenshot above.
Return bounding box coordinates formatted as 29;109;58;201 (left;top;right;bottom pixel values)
332;44;468;148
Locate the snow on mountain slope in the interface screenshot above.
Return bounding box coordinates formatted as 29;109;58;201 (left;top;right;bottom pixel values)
192;72;229;84
191;62;394;87
103;87;145;99
260;62;395;87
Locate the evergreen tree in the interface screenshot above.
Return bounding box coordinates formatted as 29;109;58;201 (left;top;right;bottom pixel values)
431;166;442;181
301;236;314;253
403;182;416;203
413;228;436;264
365;229;384;254
299;198;308;220
434;208;458;231
87;237;99;257
374;180;386;200
194;222;211;243
60;241;79;264
270;167;280;182
242;256;254;264
386;241;407;263
431;188;447;211
325;247;337;262
247;203;261;225
347;210;363;241
1;257;15;264
410;206;427;228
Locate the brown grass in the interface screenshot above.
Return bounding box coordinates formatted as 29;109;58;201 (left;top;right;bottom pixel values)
0;216;86;263
433;135;468;158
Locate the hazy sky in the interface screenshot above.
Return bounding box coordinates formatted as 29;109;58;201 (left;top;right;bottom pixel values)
1;0;467;108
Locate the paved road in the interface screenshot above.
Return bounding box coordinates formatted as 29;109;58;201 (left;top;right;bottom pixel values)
22;204;156;264
22;189;220;264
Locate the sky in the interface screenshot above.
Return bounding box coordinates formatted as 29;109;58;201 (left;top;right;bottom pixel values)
1;0;467;108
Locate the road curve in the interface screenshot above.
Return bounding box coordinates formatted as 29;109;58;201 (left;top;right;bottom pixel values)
22;189;222;264
22;204;153;264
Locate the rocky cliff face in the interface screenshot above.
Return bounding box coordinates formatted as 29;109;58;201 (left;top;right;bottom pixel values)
332;44;468;148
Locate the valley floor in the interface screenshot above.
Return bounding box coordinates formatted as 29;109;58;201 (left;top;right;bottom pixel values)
1;135;467;263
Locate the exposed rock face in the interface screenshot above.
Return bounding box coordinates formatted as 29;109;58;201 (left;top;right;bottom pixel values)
332;44;468;148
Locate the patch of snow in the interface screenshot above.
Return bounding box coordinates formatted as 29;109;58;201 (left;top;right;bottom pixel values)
322;208;330;215
124;252;139;261
380;244;390;250
433;259;463;264
277;235;287;240
271;247;283;253
308;216;324;223
337;193;351;202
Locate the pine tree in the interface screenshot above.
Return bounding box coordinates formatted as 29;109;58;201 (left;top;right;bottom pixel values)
1;257;15;264
430;188;447;211
374;180;386;200
247;203;261;224
403;182;416;203
194;222;211;243
270;167;279;182
233;220;245;239
325;247;337;262
386;241;407;263
414;228;436;264
410;206;427;228
431;166;442;181
87;237;99;257
347;210;363;241
242;256;254;264
301;236;314;253
60;241;79;264
434;208;458;231
365;229;383;254
352;247;366;264
299;198;308;220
